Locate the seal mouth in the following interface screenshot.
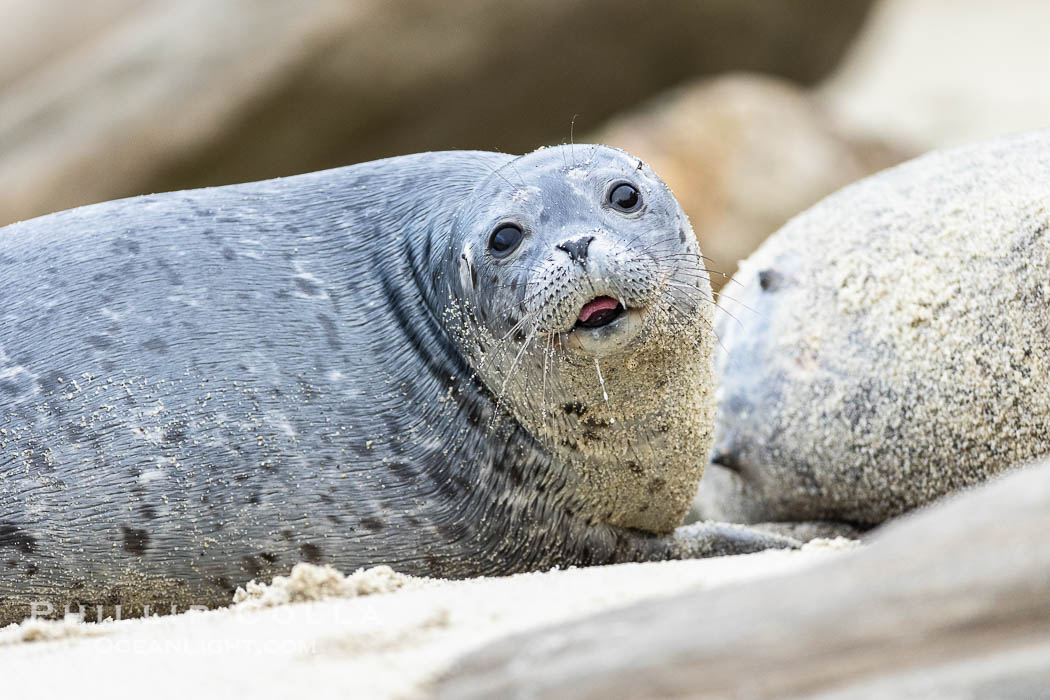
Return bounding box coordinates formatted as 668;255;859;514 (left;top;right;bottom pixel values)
575;296;624;329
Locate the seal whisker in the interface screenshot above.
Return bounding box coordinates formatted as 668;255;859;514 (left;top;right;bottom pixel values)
509;160;527;187
489;325;538;429
658;287;729;356
540;331;555;419
569;114;578;168
709;288;767;320
594;358;609;404
484;161;517;189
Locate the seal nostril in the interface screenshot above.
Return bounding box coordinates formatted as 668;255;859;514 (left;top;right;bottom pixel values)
710;449;744;474
557;235;594;265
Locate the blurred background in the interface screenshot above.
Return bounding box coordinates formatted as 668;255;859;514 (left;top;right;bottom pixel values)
3;0;1049;288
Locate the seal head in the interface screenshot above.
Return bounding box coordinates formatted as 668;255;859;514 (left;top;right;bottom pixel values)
440;144;716;533
695;130;1050;526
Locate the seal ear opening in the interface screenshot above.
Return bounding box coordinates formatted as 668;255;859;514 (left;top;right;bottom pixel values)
757;269;782;292
458;251;476;293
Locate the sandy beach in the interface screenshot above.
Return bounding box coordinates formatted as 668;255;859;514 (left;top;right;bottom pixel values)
0;539;854;698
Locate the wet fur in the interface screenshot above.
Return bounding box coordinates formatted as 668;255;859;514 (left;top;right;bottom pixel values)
0;146;787;624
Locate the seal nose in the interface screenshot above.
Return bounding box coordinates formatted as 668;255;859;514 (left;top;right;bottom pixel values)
557;235;594;265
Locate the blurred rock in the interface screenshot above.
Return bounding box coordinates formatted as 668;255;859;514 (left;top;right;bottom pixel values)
0;0;877;226
0;0;146;92
819;0;1050;149
592;74;910;290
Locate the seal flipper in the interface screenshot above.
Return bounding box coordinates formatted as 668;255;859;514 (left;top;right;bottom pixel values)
665;521;800;559
747;520;866;543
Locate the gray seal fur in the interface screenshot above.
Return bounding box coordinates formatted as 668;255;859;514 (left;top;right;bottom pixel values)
0;145;788;624
696;130;1050;526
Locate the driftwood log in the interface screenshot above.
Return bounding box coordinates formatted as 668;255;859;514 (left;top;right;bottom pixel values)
434;459;1050;698
0;0;875;225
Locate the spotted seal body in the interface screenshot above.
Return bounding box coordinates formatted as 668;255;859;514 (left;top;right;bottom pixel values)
0;145;787;624
696;130;1050;526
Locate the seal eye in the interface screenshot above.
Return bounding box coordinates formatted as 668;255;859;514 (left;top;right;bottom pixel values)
489;224;523;257
609;183;642;212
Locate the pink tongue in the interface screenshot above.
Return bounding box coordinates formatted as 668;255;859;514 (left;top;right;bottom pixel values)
578;296;619;323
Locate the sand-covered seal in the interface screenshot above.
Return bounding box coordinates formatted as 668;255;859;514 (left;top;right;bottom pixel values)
696;130;1050;526
0;145;788;624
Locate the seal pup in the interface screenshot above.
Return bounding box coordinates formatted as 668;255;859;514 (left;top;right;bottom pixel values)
695;130;1050;526
0;144;787;623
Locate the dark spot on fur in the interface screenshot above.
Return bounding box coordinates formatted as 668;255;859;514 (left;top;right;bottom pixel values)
241;555;263;578
296;278;323;296
299;543;323;563
156;259;184;286
86;335;113;349
121;526;150;556
559;437;580;451
562;402;587;416
222;246;236;261
163;420;188;444
260;552;279;564
37;370;67;396
581;416;611;428
143;337;169;354
112;238;140;255
138;504;158;520
626;461;644;475
387;461;416;482
435;518;470;541
317;314;342;350
646;477;666;494
361;517;385;532
20;441;53;472
0;523;36;554
213;576;235;593
679;228;689;244
65;425;87;447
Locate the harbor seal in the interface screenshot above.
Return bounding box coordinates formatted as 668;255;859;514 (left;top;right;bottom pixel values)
0;144;787;624
695;130;1050;526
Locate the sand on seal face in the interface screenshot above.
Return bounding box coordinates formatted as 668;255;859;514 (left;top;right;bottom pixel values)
0;540;854;699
